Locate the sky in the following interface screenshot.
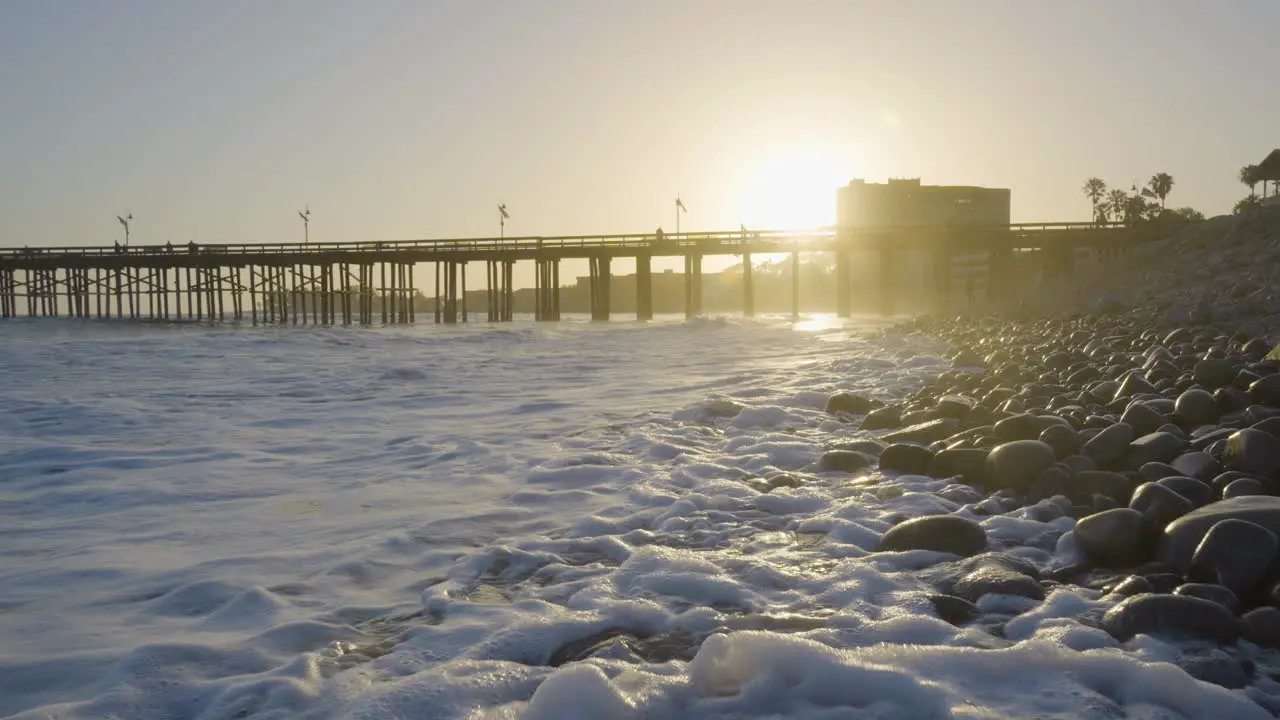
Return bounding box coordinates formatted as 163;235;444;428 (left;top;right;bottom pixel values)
1;1;1276;284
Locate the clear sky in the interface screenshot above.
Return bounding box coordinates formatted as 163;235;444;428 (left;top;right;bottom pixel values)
2;1;1275;268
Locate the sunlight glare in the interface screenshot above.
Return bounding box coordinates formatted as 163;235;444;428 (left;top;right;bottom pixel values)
739;147;850;230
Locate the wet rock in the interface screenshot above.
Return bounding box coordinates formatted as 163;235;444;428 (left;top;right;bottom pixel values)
937;484;984;505
1174;581;1240;612
879;443;935;476
1081;422;1135;470
819;450;875;473
1176;647;1251;689
1170;452;1222;482
882;418;960;444
1129;482;1195;531
860;405;902;431
1250;374;1280;406
1074;508;1148;568
1107;575;1154;597
1155;476;1216;508
1120;403;1167;437
928;594;978;626
1222;428;1280;478
1242;607;1280;648
1073;470;1136;505
929;448;989;484
1175;389;1219;426
1101;593;1240;644
877;514;987;557
953;565;1044;603
825;392;872;416
1137;462;1181;483
1224;477;1265;498
1161;496;1280;572
985;440;1056;492
1187;518;1279;598
1143;572;1184;594
1027;465;1070;502
1125;432;1186;470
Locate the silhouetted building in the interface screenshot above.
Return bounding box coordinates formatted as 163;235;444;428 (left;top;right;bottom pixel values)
836;178;1011;228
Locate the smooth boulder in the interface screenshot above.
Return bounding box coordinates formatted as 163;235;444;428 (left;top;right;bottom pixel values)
876;514;987;557
1101;593;1240;643
1074;508;1147;567
985;440;1056;492
1160;495;1280;571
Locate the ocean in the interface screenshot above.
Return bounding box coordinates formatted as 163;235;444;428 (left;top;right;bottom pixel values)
0;315;1266;719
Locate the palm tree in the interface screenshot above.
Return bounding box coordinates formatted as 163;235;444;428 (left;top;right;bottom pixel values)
1144;172;1174;208
1240;165;1260;197
1105;189;1130;223
1082;177;1107;224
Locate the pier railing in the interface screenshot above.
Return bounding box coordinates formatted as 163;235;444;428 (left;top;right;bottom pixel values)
0;222;1126;259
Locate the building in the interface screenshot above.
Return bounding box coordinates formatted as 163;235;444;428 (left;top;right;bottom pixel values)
836;178;1010;229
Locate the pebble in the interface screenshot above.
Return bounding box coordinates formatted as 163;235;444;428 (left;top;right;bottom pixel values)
984;440;1056;492
878;443;935;475
1074;508;1147;568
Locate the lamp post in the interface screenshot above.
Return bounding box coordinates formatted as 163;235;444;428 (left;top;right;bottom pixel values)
298;206;311;245
675;195;686;237
498;203;509;240
116;213;132;248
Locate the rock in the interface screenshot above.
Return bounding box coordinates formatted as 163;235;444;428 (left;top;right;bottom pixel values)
993;413;1069;442
1160;496;1280;572
876;514;986;557
1175;648;1251;689
1073;470;1136;505
1188;518;1279;597
860;406;902;431
825;392;872;416
1222;428;1280;478
929;448;989;484
952;565;1045;603
819;450;875;473
1126;432;1186;470
1081;423;1135;470
928;594;978;626
1173;583;1240;613
935;395;976;419
1155;476;1217;508
1223;477;1265;498
1101;593;1240;644
985;440;1057;492
1074;508;1148;568
1170;452;1222;482
1039;424;1080;459
1194;358;1236;389
1120;403;1167;437
879;443;935;475
882;418;960;444
1115;373;1158;400
1107;575;1154;597
1241;607;1280;648
1250;373;1280;406
1174;389;1219;426
1130;482;1195;531
937;484;984;505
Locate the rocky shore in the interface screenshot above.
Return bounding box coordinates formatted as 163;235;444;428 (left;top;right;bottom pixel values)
834;300;1280;706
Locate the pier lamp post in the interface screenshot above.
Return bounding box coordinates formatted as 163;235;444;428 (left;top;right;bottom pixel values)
298;206;311;245
498;203;509;240
116;213;133;248
675;196;687;237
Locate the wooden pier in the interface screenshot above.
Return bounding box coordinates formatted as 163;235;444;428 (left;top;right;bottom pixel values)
0;223;1132;325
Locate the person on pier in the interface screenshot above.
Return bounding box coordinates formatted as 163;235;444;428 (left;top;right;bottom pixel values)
655;226;665;244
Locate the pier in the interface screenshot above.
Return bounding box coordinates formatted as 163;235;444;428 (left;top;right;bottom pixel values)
0;223;1132;325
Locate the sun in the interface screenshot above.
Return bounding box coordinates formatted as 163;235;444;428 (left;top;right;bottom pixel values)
738;147;849;230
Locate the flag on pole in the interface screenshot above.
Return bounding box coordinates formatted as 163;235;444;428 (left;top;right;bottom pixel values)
117;214;130;227
498;203;509;220
676;197;686;213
